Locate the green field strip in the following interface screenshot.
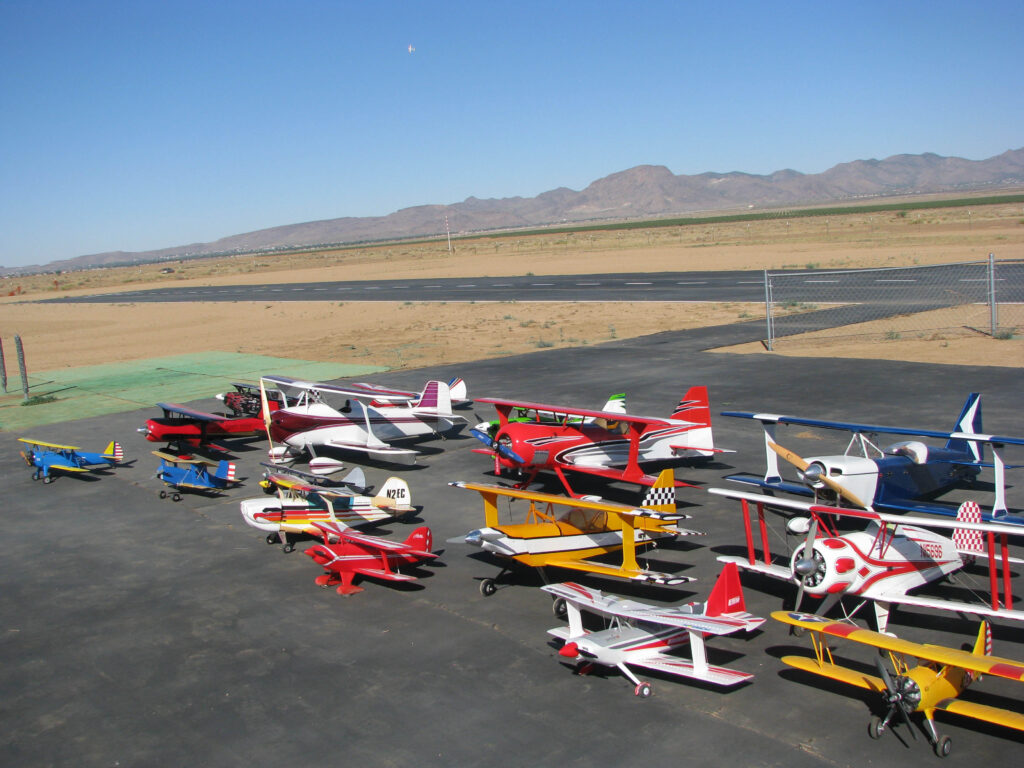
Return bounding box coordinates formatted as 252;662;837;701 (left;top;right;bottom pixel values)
0;352;387;432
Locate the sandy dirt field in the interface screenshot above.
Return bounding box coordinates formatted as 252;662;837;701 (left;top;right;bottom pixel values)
1;200;1021;374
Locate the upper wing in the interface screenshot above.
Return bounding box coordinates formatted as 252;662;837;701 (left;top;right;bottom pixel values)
723;411;1024;447
449;481;687;521
543;558;693;586
18;438;80;450
157;403;225;422
477;397;669;428
310;522;435;558
543;582;761;634
772;611;1024;681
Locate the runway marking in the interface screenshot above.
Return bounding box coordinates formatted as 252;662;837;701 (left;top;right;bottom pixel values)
576;282;600;285
876;279;916;282
625;281;652;285
457;284;477;287
531;283;555;286
676;281;707;285
738;281;763;284
491;283;513;287
805;280;839;283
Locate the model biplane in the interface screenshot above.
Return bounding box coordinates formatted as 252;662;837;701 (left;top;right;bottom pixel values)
774;611;1024;756
723;393;1024;523
711;487;1024;633
473;393;627;443
152;451;239;500
448;469;702;594
240;475;415;552
140;401;276;453
261;375;466;466
471;386;719;497
19;438;123;482
216;381;285;417
544;562;764;697
304;521;437;595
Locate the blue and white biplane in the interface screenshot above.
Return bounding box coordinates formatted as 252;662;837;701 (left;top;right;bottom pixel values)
153;450;239;501
723;393;1024;524
19;438;124;482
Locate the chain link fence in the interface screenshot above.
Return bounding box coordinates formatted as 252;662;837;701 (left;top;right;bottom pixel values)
764;255;1023;350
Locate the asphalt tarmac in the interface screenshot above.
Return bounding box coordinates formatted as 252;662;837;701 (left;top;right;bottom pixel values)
3;323;1023;768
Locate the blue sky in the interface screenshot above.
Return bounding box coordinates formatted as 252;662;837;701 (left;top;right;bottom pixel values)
2;1;1022;267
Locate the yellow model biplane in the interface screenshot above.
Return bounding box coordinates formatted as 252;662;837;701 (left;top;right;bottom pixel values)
773;611;1024;757
449;469;703;595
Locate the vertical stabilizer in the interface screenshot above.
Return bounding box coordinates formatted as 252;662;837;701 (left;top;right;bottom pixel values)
404;526;432;553
952;500;984;561
705;562;746;617
413;380;454;417
641;468;677;514
946;393;983;462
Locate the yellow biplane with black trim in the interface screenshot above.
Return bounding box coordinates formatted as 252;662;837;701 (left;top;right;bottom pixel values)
773;611;1024;757
448;469;703;596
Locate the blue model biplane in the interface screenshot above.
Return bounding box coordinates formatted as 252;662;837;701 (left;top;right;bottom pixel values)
153;450;239;501
723;393;1024;524
19;438;124;482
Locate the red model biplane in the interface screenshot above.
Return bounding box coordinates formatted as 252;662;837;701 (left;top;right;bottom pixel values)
471;386;719;497
140;399;282;453
304;521;437;595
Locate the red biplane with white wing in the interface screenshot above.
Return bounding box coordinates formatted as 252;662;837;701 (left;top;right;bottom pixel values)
470;386;719;497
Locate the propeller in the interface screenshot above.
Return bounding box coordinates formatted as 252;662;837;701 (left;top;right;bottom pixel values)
792;516;820;612
766;439;871;509
469;427;526;466
874;653;918;740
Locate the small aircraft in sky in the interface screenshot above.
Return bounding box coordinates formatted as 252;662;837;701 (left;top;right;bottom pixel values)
471;385;719;497
448;469;702;594
240;475;415;552
774;611;1024;757
140;401;275;453
261;375;466;465
304;521;437;595
711;486;1024;633
152;450;239;501
722;393;1024;523
19;438;124;482
544;562;765;697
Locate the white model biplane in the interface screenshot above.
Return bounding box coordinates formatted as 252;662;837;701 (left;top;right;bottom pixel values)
723;393;1024;523
711;486;1024;633
544;562;764;697
260;375;466;465
240;474;415;552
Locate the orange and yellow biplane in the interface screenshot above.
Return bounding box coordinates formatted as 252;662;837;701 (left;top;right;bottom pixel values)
449;469;703;595
773;611;1024;757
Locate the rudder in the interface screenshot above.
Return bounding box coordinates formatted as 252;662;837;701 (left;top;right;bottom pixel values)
705;562;746;617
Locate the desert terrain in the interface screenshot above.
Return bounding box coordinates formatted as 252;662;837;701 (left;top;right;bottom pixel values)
0;200;1021;376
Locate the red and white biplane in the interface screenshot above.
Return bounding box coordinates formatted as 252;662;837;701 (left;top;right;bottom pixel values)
711;486;1024;633
471;386;719;497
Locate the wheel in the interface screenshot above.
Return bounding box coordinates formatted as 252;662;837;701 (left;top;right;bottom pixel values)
634;682;652;698
282;542;295;554
43;475;54;484
266;533;280;545
172;493;181;502
552;597;567;619
159;490;167;499
32;470;40;481
934;735;951;758
480;578;497;597
868;716;885;740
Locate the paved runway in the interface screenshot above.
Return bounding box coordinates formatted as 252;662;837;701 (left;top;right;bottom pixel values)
3;323;1023;767
44;263;1021;305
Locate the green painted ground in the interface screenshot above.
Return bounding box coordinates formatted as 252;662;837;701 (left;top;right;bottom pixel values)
0;352;387;431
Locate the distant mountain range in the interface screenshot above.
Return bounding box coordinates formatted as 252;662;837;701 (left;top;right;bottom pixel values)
14;147;1024;274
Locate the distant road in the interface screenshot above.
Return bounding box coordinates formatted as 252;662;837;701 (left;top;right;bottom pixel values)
43;265;1019;305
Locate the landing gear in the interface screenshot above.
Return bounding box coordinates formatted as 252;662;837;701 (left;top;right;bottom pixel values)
934;735;951;758
480;578;497;597
868;716;885;740
634;682;652;698
172;493;181;502
31;470;41;481
159;490;167;499
551;597;567;619
265;533;280;546
43;475;54;484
